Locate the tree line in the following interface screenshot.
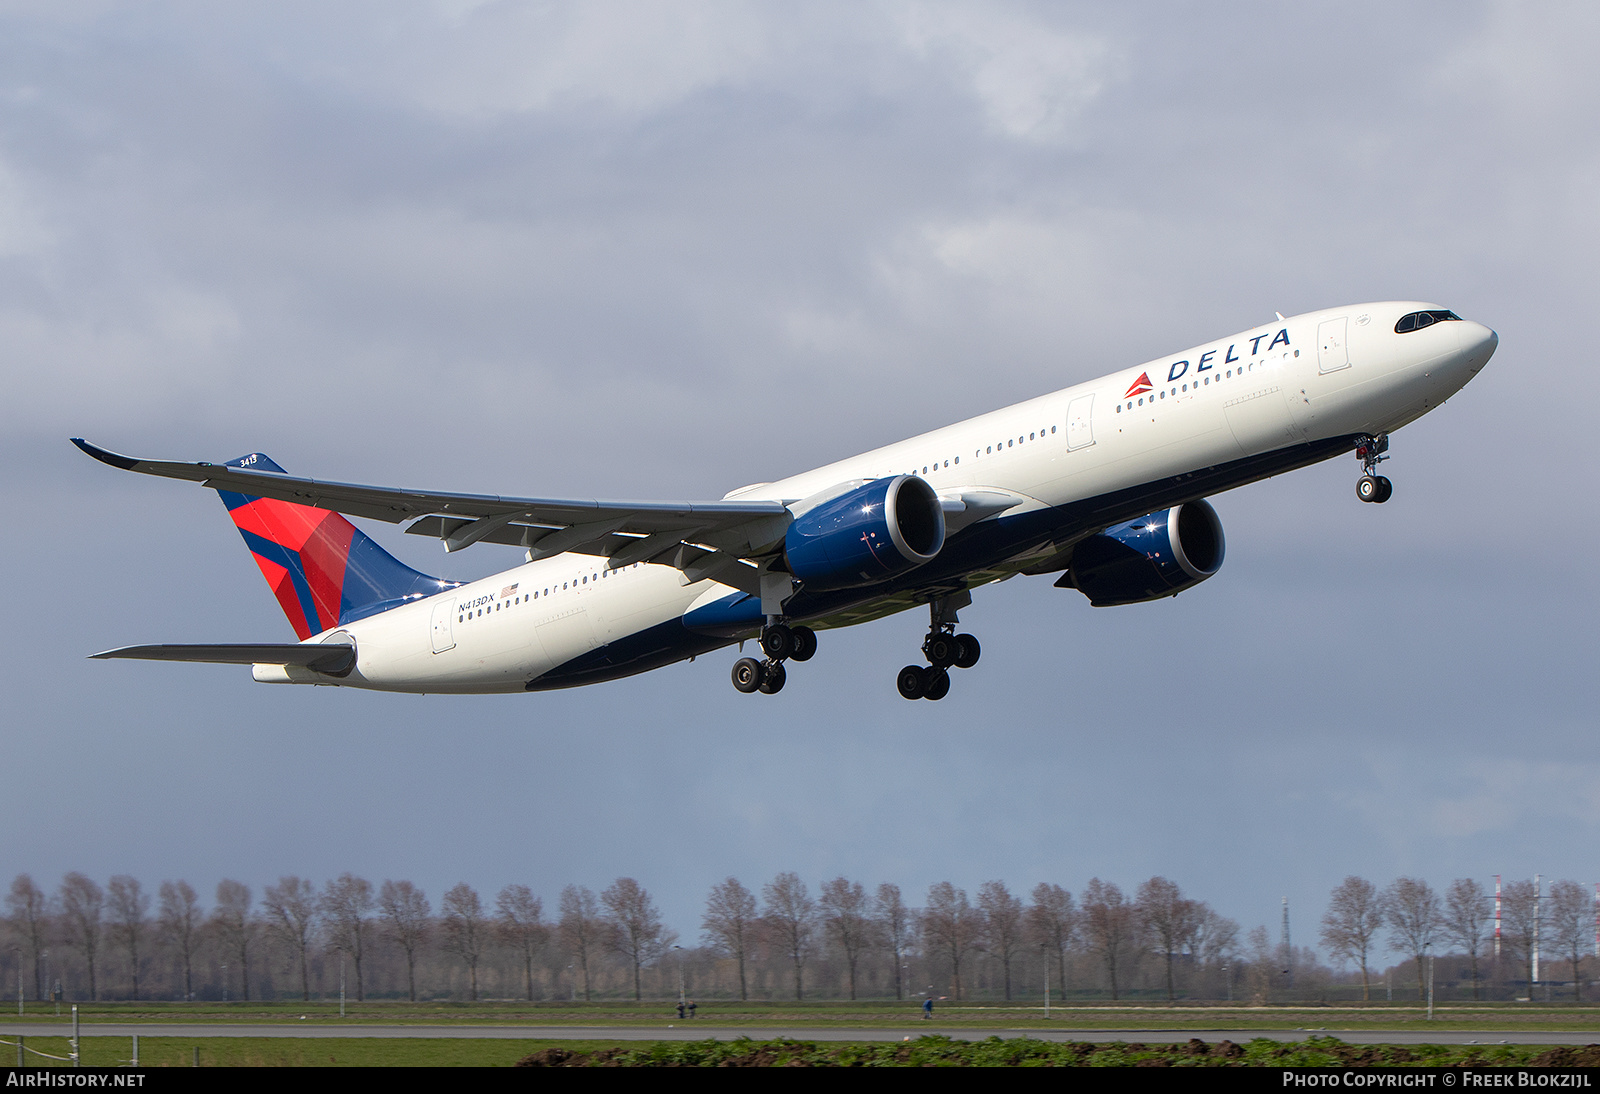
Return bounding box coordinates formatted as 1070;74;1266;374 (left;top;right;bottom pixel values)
2;871;1585;1003
1320;875;1595;1003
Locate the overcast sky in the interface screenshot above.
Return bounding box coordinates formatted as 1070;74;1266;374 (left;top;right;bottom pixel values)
4;1;1597;964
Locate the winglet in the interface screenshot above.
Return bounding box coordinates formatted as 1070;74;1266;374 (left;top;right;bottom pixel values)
72;438;139;470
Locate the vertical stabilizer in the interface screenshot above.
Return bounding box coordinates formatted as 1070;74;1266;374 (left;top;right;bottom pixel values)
216;453;454;639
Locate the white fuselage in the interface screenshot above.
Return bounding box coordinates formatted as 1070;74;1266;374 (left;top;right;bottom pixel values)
272;301;1495;693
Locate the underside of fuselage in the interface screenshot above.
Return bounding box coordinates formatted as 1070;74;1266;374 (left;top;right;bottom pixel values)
525;432;1360;691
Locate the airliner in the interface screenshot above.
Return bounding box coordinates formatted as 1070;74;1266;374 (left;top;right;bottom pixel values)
77;301;1497;700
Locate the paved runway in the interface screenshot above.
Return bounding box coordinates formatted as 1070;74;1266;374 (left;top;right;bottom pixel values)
4;1023;1598;1046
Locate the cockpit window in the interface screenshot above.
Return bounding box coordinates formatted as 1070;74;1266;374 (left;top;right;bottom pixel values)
1395;309;1463;333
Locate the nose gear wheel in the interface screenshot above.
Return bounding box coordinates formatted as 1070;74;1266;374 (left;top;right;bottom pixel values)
1354;435;1393;504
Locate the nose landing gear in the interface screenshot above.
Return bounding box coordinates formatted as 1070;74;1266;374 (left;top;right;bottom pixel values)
897;592;980;701
1355;434;1393;504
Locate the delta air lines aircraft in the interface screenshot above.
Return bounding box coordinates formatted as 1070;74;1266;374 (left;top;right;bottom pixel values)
78;301;1497;700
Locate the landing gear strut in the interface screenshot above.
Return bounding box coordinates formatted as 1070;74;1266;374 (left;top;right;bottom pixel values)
732;620;816;695
897;592;980;701
1355;434;1393;504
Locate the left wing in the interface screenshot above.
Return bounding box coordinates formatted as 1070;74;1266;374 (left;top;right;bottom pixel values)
73;439;792;595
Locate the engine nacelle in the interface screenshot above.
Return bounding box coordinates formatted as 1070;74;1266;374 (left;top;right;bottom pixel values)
1063;500;1225;607
785;475;945;591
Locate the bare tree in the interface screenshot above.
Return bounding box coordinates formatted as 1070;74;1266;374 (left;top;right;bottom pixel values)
157;880;201;1001
1136;876;1198;1003
763;873;818;1001
819;878;873;1001
1546;880;1590;1002
1441;878;1490;1000
1245;924;1276;1003
1499;879;1540;997
106;876;150;1001
922;881;979;1000
701;878;758;1002
441;883;487;1001
211;880;254;1001
496;885;546;1002
875;883;912;1001
1319;876;1386;1001
261;876;318;1001
5;875;49;1001
1026;883;1076;999
59;873;104;1001
378;880;429;1002
1081;878;1134;1001
1190;906;1241;969
558;885;604;1002
602;878;674;1001
1383;877;1441;1002
977;880;1025;1001
320;874;375;1002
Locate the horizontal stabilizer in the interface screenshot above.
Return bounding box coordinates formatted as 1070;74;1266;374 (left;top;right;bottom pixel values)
90;643;355;676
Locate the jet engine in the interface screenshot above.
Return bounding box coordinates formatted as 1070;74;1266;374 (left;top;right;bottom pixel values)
1060;500;1225;607
785;475;945;591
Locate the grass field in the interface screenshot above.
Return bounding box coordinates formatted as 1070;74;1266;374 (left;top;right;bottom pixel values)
0;1034;1585;1068
7;998;1600;1032
4;1035;642;1067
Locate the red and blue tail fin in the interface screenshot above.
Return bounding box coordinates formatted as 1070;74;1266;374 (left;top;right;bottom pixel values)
217;453;455;639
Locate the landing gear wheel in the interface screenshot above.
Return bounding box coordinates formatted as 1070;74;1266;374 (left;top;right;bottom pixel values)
758;660;786;694
732;657;764;694
1355;434;1392;504
953;633;981;669
925;633;959;669
760;624;794;660
897;665;927;700
789;626;817;662
922;668;950;701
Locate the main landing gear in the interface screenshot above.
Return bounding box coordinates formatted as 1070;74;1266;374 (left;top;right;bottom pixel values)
897;593;980;701
731;620;817;696
1355;434;1393;504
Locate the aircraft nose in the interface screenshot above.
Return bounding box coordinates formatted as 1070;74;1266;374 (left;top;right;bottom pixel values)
1458;320;1498;374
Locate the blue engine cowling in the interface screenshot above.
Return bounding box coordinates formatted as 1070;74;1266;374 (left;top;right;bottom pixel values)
1062;500;1225;607
785;475;945;591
